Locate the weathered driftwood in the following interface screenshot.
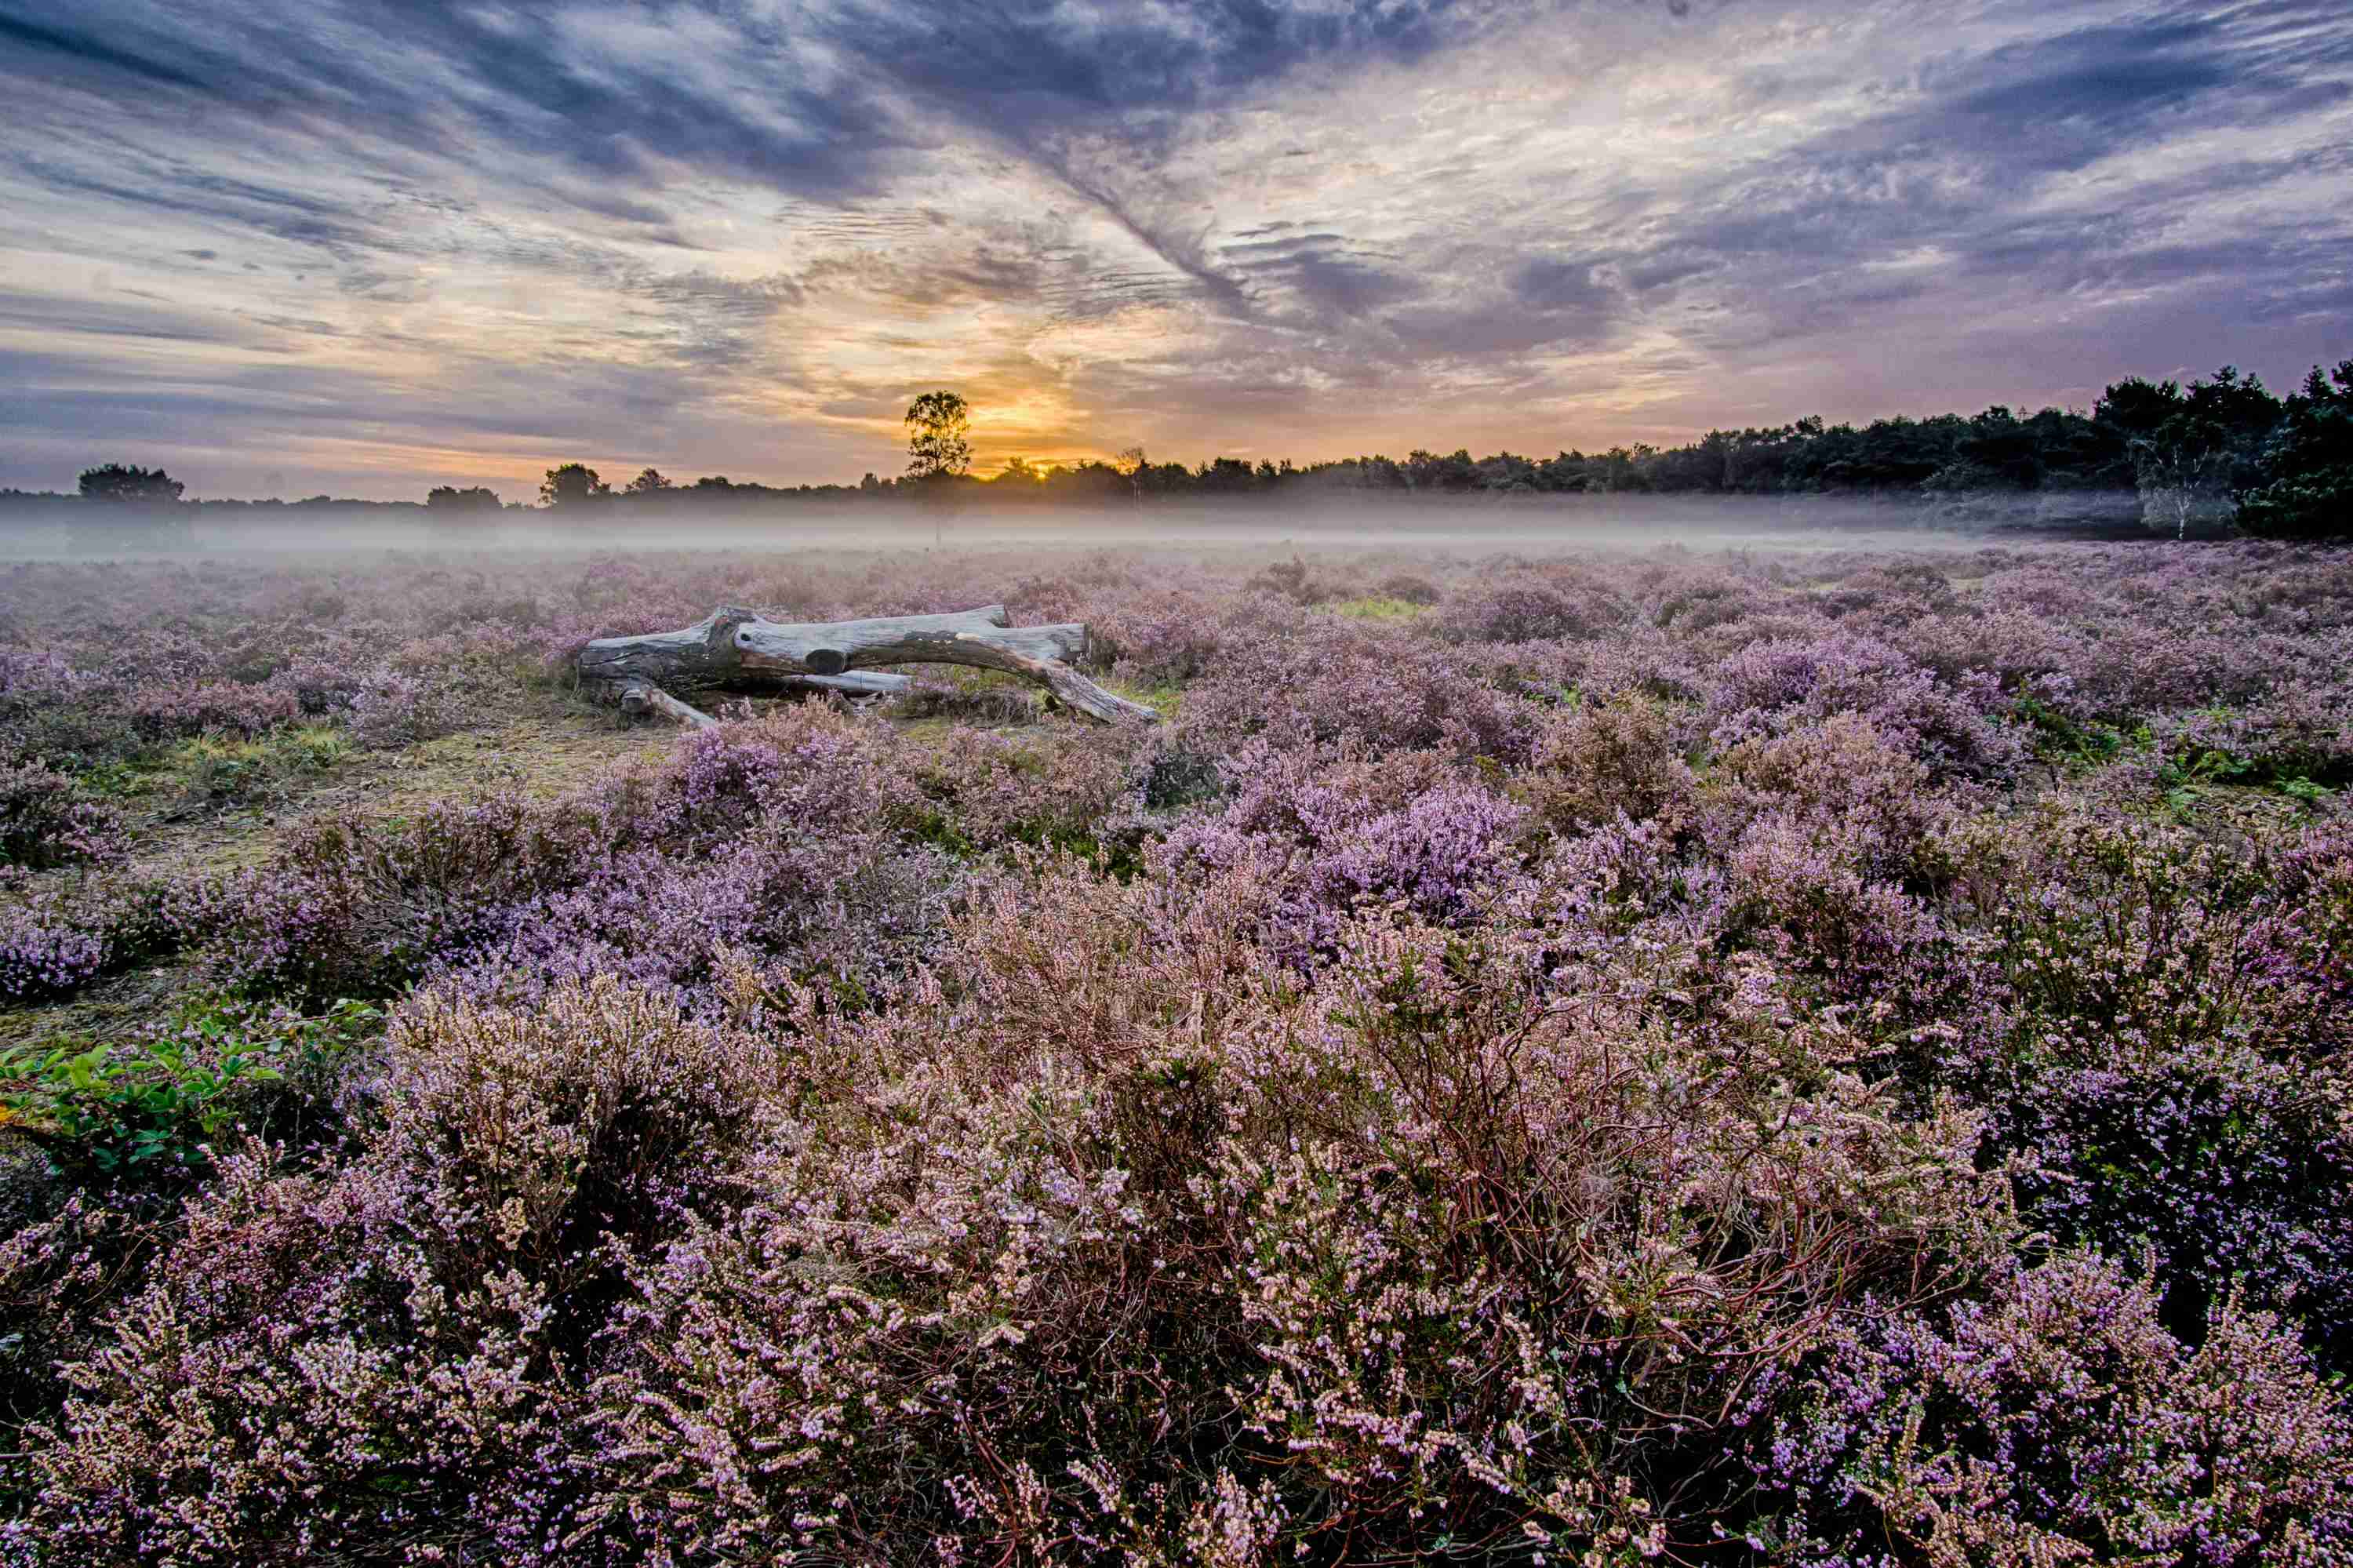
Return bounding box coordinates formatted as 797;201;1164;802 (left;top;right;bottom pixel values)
613;679;719;730
580;605;1155;726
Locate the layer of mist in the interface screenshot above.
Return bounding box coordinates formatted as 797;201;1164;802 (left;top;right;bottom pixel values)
0;490;2148;564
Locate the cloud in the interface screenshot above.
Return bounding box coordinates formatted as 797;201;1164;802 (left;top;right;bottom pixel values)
0;0;2346;496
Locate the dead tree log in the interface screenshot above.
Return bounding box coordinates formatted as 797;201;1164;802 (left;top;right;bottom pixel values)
580;605;1156;726
613;680;719;730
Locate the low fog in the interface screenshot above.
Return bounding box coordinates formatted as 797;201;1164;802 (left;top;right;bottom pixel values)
0;491;2149;566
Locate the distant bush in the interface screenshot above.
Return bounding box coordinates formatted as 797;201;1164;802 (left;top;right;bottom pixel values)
1246;555;1329;605
1375;571;1441;605
1436;572;1631;643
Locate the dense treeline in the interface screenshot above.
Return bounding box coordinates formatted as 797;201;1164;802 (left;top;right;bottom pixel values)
1097;360;2348;537
9;360;2348;536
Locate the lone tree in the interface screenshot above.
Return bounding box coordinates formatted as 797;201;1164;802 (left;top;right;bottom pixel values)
624;467;673;495
2132;420;2238;540
78;464;184;504
540;463;610;508
904;391;972;482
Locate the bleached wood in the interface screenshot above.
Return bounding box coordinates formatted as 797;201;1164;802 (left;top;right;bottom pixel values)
614;679;719;731
580;605;1155;726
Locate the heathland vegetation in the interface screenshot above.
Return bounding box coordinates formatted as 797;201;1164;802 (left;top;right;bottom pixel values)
2;530;2351;1561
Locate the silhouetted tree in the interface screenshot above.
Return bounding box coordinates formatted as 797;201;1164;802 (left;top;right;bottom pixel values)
624;467;672;495
540;463;609;508
904;391;972;481
2238;362;2353;539
2094;377;2183;441
425;485;503;511
78;464;183;504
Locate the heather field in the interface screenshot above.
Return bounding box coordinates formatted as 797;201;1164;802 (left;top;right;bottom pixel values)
4;531;2353;1565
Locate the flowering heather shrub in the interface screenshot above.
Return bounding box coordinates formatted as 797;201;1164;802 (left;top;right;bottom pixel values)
1810;558;1959;625
1436;569;1631;643
333;664;472;747
2150;681;2353;791
1646;569;1776;633
14;979;778;1565
1376;570;1441;606
1244;554;1329;604
1522;693;1695;831
0;764;124;871
1178;622;1539;764
891;671;1044;725
1089;587;1245;683
1706;714;1956;886
7;540;2353;1558
911;723;1146;856
188;790;610;1002
0;906;109;1004
0;879;176;1004
1701;631;2026;780
1998;1035;2353;1352
1942;809;2353;1352
1156;742;1529;955
184;708;965;1010
458;828;955;1009
0;652;137;769
559;883;2011;1564
1758;1253;2353;1564
122;677;304;742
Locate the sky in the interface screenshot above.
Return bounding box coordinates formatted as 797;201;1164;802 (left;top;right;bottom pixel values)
0;1;2348;500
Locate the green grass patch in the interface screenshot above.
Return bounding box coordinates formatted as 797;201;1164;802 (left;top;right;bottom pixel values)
169;722;355;806
1102;677;1183;720
1329;595;1425;622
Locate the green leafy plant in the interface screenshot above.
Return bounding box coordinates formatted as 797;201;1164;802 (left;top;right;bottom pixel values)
2009;694;2133;768
0;995;380;1177
1;1039;276;1174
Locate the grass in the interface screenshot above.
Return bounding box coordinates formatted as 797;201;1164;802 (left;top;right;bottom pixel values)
169;723;355;807
1329;595;1426;622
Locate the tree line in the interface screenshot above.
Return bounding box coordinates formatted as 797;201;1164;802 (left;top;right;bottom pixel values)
12;362;2348;537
